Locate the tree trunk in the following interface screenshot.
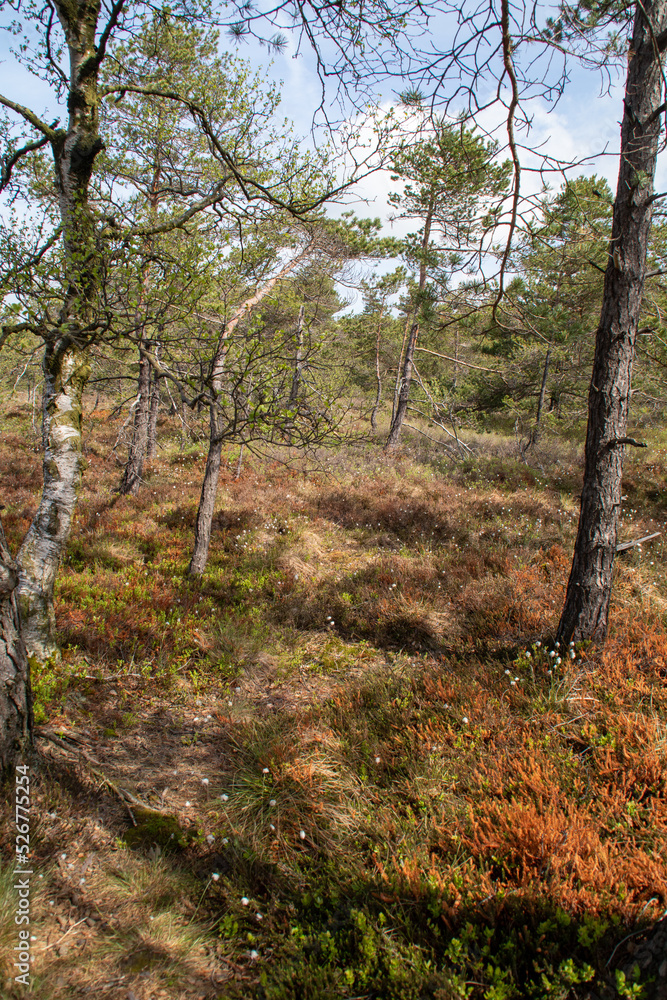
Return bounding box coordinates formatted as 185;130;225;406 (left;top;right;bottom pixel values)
385;193;434;451
286;304;306;444
234;442;245;481
119;341;151;495
189;405;224;576
529;344;551;449
15;0;105;663
18;343;90;662
0;520;32;778
557;0;667;644
385;318;420;450
289;304;306;406
147;349;160;460
370;304;384;431
189;247;315;577
453;328;460;390
134;167;161;467
392;312;412;423
180;401;188;451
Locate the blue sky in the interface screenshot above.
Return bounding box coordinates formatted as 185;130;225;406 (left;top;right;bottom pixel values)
0;7;664;250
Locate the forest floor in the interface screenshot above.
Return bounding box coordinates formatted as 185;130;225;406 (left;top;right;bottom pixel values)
1;402;667;1000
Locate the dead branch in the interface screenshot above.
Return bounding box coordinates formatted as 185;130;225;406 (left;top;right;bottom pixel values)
616;531;661;553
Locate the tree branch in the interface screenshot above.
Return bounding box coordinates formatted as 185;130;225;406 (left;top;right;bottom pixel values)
94;0;127;70
111;184;230;240
0;95;58;139
644;100;667;125
45;2;68;88
414;346;503;374
616;531;661;552
605;436;647;449
1;134;50;190
655;26;667;50
101;84;376;216
492;0;522;324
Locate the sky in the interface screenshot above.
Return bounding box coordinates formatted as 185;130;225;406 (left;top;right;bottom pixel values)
0;5;645;190
0;1;665;306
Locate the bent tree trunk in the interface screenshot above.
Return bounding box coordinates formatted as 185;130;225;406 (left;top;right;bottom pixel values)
289;304;306;406
557;0;667;644
18;343;90;661
189;404;225;576
287;304;306;444
189;246;315;577
0;520;32;777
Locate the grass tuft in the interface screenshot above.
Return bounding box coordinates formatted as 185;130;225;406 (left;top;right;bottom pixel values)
1;401;666;998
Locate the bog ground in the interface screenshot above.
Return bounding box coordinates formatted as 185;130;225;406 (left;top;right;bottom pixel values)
1;402;666;1000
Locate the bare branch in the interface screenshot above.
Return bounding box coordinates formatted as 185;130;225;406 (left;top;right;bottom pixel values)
101;84;380;216
492;0;522;324
1;134;50;190
44;2;68;88
414;346;503;374
0;95;59;140
94;0;127;69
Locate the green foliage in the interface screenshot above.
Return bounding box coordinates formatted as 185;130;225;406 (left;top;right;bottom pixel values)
458;175;615;426
254;905;458;999
614;968;645;999
389;119;511;286
30;653;82;725
122;809;192;853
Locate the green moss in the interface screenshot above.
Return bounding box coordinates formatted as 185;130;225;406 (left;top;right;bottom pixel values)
122;809;191;853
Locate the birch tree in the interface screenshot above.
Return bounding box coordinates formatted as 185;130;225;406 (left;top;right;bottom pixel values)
187;232;323;576
0;520;31;776
0;1;350;667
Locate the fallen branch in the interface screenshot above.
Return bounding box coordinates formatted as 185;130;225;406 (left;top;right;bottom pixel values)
616;531;661;553
35;728;168;824
38;917;89;955
404;422;458;456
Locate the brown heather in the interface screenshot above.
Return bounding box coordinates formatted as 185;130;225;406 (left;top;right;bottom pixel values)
0;403;666;999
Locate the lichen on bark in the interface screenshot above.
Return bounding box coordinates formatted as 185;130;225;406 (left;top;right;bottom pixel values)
18;342;91;663
0;520;32;777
